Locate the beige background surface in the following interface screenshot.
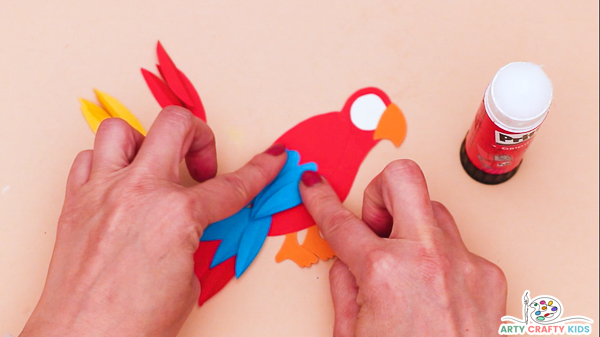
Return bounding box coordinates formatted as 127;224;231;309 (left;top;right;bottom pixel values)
1;1;598;336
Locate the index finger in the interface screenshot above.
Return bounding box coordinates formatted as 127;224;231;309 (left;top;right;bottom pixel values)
133;106;217;182
299;171;380;273
189;144;288;228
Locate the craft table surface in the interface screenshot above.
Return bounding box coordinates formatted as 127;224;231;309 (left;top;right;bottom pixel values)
1;1;598;336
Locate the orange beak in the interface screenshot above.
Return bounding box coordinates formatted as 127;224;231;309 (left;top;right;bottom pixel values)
374;103;407;147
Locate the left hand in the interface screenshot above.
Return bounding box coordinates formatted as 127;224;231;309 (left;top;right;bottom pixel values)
21;106;287;337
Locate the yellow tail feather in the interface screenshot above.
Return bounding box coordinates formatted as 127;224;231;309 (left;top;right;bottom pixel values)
79;98;111;134
94;89;147;135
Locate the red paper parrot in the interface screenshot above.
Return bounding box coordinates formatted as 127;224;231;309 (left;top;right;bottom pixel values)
142;42;407;305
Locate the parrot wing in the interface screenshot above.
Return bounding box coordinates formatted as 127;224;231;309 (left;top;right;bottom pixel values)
194;149;319;304
251;150;317;219
267;112;354;236
234;216;271;277
201;208;251;267
194;207;270;305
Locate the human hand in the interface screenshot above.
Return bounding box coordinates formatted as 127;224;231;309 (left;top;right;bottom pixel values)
299;160;507;336
21;106;287;337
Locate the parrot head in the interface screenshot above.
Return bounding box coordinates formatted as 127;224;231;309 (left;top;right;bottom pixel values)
342;87;407;147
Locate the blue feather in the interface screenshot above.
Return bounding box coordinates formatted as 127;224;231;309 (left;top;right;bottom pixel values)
235;216;272;277
201;208;250;267
251;150;300;213
251;150;317;219
199;148;318;275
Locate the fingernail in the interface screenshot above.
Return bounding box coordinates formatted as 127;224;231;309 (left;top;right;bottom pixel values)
264;143;286;156
301;171;322;187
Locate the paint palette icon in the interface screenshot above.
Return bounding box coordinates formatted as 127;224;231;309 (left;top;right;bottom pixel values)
529;296;562;322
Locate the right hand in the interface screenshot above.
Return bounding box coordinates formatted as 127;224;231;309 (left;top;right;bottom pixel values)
299;160;507;336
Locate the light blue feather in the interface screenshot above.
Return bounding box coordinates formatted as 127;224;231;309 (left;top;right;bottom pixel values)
201;208;250;267
251;150;300;213
199;148;318;276
235;216;272;277
251;150;317;219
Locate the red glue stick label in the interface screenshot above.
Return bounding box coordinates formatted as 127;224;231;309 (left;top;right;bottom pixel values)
464;99;541;175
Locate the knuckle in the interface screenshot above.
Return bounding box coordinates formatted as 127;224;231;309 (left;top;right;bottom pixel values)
166;191;199;221
71;150;93;170
162;106;194;129
159;191;203;243
430;200;448;214
362;249;398;288
128;164;152;180
247;158;271;182
322;208;356;235
466;255;507;291
460;256;480;279
166;190;197;214
483;260;507;290
223;173;250;202
431;201;454;224
121;174;155;194
76;149;93;159
101;172;155;205
382;159;424;183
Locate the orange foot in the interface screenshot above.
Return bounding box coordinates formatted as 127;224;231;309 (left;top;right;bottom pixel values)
301;225;335;261
275;232;318;267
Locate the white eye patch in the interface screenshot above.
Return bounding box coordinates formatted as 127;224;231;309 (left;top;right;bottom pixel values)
350;94;387;131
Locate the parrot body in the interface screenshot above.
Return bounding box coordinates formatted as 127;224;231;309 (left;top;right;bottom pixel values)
141;42;407;305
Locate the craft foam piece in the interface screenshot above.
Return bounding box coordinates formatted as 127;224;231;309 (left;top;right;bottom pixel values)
200;150;315;274
141;68;182;108
274;231;318;266
201;208;251;267
251;165;316;219
156;42;194;107
235;216;272;277
301;225;336;260
350;93;388;131
194;240;236;305
79;98;111;133
374;103;407;147
177;69;206;121
142;42;206;122
251;150;317;219
93;89;147;135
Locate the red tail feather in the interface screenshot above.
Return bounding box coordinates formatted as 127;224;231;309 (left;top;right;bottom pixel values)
156;41;194;106
178;69;206;121
141;68;182;108
194;241;236;305
143;42;207;122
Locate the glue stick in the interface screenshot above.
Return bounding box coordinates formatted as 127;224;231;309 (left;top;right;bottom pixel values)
460;62;553;184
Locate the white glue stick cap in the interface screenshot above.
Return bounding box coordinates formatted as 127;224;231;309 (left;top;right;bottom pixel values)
485;62;553;133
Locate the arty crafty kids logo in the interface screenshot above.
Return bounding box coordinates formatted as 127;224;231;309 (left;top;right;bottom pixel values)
499;291;594;335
